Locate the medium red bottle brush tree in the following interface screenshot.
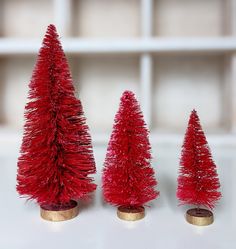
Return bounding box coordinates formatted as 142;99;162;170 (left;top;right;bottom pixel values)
177;109;221;210
102;91;159;209
16;24;96;209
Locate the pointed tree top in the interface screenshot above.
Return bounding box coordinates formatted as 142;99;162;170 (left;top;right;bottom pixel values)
45;24;58;38
120;90;141;109
119;90;137;105
188;109;202;127
191;108;197;114
122;90;135;98
47;24;57;32
190;109;199;119
41;24;61;49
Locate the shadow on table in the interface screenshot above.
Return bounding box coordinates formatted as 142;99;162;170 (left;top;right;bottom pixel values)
78;192;96;213
156;173;178;211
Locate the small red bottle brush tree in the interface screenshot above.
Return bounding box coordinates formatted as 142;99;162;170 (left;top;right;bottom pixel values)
177;110;221;225
102;91;159;221
16;24;96;221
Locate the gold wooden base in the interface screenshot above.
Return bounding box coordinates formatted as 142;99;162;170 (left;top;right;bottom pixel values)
186;208;214;226
117;206;145;221
40;201;79;222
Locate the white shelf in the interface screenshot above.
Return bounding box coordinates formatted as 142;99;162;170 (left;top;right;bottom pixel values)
1;128;236;156
1;37;236;55
1;0;236;140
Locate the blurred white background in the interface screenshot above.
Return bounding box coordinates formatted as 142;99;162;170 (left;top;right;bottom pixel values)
0;0;236;150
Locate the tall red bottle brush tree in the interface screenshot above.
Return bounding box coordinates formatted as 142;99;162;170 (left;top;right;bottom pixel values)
102;91;159;221
177;110;221;225
16;24;96;221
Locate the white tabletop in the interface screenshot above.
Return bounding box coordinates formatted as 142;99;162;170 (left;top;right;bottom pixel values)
0;145;235;249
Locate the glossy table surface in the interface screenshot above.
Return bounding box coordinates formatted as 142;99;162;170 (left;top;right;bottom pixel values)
0;145;235;249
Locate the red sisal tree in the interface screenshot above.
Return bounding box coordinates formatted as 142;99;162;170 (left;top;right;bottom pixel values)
17;24;96;208
102;91;158;208
177;110;221;210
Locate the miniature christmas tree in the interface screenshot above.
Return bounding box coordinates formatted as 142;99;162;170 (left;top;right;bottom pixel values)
16;24;96;221
177;109;221;226
102;91;158;221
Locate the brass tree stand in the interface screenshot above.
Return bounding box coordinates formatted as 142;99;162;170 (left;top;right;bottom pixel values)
186;208;214;226
40;200;79;222
117;206;145;221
